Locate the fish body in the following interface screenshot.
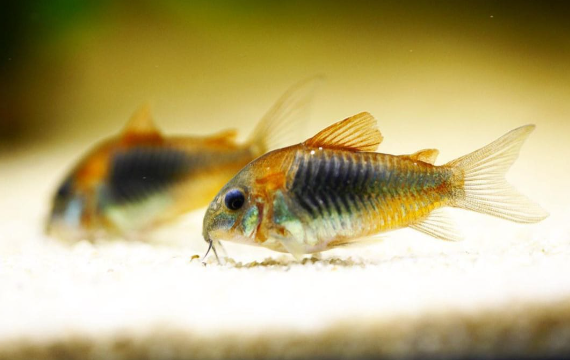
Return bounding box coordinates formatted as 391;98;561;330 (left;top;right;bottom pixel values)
48;78;320;241
203;112;548;258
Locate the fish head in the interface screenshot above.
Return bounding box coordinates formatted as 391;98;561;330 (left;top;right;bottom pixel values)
46;175;94;240
203;165;264;246
46;137;117;241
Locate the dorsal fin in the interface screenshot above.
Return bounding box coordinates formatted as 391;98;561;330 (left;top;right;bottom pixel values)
248;76;323;155
120;103;163;143
403;149;439;164
304;112;382;152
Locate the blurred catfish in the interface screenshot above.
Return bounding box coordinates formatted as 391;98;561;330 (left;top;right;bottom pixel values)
47;78;320;241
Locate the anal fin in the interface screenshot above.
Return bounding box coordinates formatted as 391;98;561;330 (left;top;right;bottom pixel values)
409;209;463;242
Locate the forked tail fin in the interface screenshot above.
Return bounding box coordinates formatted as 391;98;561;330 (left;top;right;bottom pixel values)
248;76;323;156
447;125;548;223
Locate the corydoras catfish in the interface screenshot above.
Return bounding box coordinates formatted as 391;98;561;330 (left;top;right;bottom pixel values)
47;78;320;241
203;112;548;259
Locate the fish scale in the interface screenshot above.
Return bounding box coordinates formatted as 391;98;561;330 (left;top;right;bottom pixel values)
288;147;454;243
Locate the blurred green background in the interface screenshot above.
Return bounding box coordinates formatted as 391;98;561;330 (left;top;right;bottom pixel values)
1;0;569;170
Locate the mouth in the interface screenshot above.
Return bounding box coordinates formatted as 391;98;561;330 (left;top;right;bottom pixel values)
45;218;89;241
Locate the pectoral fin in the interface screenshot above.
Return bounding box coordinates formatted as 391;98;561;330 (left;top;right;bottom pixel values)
277;238;306;261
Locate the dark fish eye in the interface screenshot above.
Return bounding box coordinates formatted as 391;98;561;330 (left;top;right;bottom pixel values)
224;189;245;211
56;178;73;198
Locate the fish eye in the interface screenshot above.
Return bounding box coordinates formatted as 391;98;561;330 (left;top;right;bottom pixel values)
224;189;245;211
56;178;73;198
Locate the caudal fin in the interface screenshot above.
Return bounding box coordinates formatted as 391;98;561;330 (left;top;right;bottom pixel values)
248;76;323;156
447;125;548;223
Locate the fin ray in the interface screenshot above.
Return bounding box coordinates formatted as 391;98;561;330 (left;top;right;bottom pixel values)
203;129;239;146
120;103;163;144
447;125;548;223
248;76;323;155
304;112;383;152
403;149;439;164
122;103;161;136
409;209;463;241
278;238;305;260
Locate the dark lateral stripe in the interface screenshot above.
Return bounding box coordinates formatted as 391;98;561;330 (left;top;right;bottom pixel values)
338;153;351;189
291;149;456;233
292;153;307;188
322;191;341;231
292;151;374;223
329;192;344;219
108;147;191;204
316;153;330;189
328;153;340;190
296;193;320;218
353;155;365;191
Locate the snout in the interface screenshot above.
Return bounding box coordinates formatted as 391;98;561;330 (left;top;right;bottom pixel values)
202;206;217;243
45;217;89;242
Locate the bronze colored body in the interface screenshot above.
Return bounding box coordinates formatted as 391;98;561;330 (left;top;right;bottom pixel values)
203;113;548;258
